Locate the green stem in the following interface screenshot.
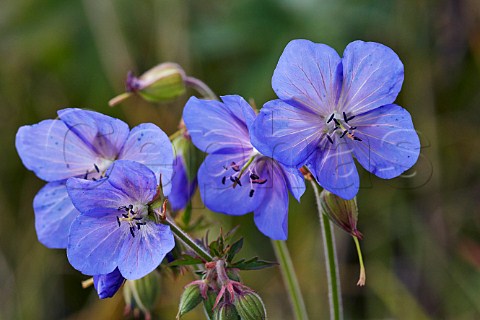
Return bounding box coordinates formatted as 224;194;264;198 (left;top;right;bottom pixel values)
272;240;309;320
184;76;218;100
353;236;366;286
311;181;343;320
164;216;213;262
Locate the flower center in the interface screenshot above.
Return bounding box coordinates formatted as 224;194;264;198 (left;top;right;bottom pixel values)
220;156;267;198
324;111;362;144
116;204;147;237
83;159;114;181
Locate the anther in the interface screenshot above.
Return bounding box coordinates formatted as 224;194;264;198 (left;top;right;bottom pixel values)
347;115;356;122
92;177;97;181
129;227;135;237
94;164;100;173
84;171;89;179
230;176;236;183
122;213;129;218
234;177;242;186
252;178;267;185
333;118;340;126
340;130;348;138
231;162;240;172
343;112;348;123
249;189;254;197
250;173;259;180
327;114;335;123
128;205;133;209
116;216;121;227
327;135;334;144
353;137;362;141
350;126;357;130
222;176;226;185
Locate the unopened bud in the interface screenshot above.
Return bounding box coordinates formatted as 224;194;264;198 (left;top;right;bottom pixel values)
123;270;161;319
203;289;217;319
213;303;240;320
109;63;186;106
320;189;362;239
177;284;204;319
233;291;266;320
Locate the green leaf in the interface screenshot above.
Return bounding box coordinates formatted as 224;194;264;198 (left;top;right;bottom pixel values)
168;254;204;267
231;257;277;270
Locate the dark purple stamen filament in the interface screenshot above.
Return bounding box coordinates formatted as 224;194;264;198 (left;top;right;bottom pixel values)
327;135;334;144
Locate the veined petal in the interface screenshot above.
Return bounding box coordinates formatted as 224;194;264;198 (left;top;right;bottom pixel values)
169;155;197;211
197;153;265;215
251;99;324;167
107;160;158;205
221;95;256;129
308;141;359;200
16;119;99;181
338;41;404;115
183;96;252;154
93;268;125;299
253;160;290;240
118;123;174;195
118;223;174;280
58;108;130;159
278;164;306;202
347;104;420;179
33;181;79;249
67;209;127;275
272;39;343;115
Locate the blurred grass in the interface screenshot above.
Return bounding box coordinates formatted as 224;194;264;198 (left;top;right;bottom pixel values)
1;0;480;319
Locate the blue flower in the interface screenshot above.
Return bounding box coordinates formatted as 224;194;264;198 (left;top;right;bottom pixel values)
252;40;420;199
93;268;125;299
183;95;305;240
15;108;173;248
168;136;198;211
66;160;175;280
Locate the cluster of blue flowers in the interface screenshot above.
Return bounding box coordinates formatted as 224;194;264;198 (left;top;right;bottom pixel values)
16;39;420;299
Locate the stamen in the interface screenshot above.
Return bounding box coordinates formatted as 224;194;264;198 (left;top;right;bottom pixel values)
92;177;97;181
250;173;259;180
129;227;135;237
116;216;121;227
347;115;356;122
231;162;240;172
327;114;335;123
230;176;236;183
353;137;362;141
252;178;267;185
327;135;334;144
340;130;348;138
94;164;100;173
84;171;89;179
222;176;226;185
249;189;254;197
122;213;129;218
343;112;348;123
349;126;357;130
128;204;133;209
333;118;340;126
234;177;242;187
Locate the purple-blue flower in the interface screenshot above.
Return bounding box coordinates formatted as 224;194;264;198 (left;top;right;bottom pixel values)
252;40;420;199
168;136;198;211
93;268;125;299
15;108;173;248
183;95;305;240
66;160;175;280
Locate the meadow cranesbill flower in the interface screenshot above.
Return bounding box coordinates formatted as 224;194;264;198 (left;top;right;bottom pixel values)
252;40;420;199
183;95;305;240
16;108;173;248
66;160;175;280
93;268;125;299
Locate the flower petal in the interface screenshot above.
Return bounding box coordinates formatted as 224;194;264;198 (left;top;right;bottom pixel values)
33;181;79;248
118;123;174;195
168;155;197;211
118;223;174;280
338;41;404;115
93;268;125;299
253;161;290;240
272;39;343;115
16;119;99;181
58;108;130;159
183;96;252;154
308;141;359;200
67;209;127;275
197;153;264;215
251;99;324;167
347;104;420;179
279;164;306;202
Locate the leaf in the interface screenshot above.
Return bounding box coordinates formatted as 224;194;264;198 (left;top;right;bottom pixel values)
226;238;244;262
231;257;278;270
168;254;203;267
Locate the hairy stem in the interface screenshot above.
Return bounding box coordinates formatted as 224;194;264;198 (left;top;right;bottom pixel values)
311;181;343;320
272;240;309;320
184;76;218;100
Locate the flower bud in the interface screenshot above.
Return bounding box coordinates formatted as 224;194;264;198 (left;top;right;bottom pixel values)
213;303;240;320
177;284;203;318
203;289;217;319
109;63;186;106
123;270;161;318
320;189;362;239
233;291;267;320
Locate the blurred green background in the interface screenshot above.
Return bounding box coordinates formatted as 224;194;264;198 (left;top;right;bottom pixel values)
1;0;480;319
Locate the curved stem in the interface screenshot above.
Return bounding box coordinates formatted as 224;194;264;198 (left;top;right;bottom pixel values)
164;216;213;262
272;240;309;320
311;181;343;320
184;76;218;100
353;236;366;286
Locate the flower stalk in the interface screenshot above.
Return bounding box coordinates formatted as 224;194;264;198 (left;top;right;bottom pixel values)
311;180;343;320
272;240;309;320
353;236;366;286
184;76;218;100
